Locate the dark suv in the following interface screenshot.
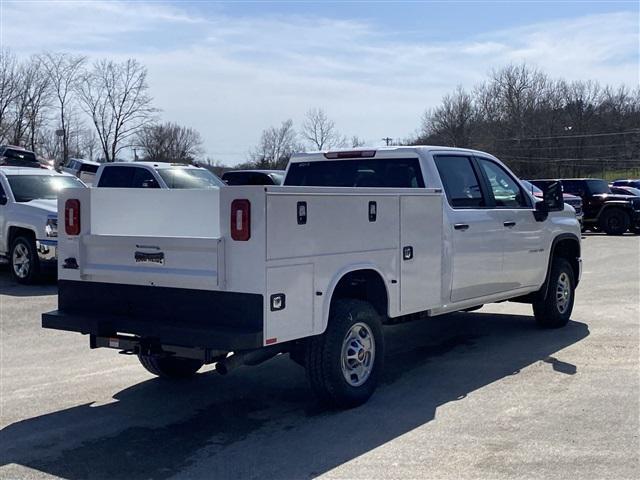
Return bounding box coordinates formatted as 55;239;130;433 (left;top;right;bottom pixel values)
531;178;640;235
0;145;40;168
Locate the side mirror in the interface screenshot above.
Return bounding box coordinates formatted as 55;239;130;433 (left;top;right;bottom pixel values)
0;193;7;205
543;181;564;212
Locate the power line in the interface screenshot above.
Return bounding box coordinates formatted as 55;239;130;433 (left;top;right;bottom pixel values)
493;130;640;142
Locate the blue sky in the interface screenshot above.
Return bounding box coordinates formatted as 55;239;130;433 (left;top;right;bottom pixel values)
2;1;638;163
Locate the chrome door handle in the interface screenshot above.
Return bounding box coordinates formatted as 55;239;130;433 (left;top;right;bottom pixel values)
504;221;516;228
454;223;469;231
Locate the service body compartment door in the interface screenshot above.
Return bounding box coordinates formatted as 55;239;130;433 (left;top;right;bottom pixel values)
265;264;314;344
400;194;443;313
80;235;223;290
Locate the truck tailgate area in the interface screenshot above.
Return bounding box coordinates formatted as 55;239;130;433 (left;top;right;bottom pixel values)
43;280;263;350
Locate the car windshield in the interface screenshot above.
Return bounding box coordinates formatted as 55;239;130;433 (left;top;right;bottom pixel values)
270;173;284;185
619;187;640;197
7;175;85;202
586;179;611;195
156;168;224;189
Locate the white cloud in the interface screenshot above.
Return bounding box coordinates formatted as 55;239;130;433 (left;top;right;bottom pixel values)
1;2;638;163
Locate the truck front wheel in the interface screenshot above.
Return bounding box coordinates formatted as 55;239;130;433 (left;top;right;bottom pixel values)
599;208;630;235
533;258;575;328
138;355;204;379
10;235;41;284
305;299;384;409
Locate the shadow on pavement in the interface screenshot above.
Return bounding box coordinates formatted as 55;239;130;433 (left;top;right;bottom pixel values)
1;311;589;479
0;265;57;297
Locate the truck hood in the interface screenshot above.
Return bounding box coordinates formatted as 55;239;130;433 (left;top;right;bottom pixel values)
21;199;58;215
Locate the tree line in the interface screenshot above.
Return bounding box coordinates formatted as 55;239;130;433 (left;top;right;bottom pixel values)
2;49;638;177
412;64;640;178
0;48;203;165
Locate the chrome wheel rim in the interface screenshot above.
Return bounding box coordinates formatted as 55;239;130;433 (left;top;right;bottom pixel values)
12;243;30;279
555;272;571;314
340;322;375;387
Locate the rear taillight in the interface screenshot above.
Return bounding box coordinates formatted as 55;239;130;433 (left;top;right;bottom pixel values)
65;199;80;236
230;199;250;241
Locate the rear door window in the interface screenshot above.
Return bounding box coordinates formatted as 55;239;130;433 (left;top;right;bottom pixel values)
284;158;424;188
131;168;159;188
97;166;135;187
434;155;485;208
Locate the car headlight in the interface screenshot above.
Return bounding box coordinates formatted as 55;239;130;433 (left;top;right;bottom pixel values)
45;217;58;237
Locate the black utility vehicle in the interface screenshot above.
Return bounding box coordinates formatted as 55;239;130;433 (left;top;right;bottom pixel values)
0;145;40;168
531;178;640;235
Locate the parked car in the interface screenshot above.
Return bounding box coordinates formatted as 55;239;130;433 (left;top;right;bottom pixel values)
94;162;225;189
522;180;583;226
60;158;100;185
0;168;86;283
0;145;40;168
610;185;640;197
44;146;581;408
530;178;640;235
612;179;640;189
222;170;285;186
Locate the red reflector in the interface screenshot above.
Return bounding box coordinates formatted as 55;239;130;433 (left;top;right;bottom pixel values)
324;150;376;159
65;199;81;235
265;337;278;345
230;199;251;241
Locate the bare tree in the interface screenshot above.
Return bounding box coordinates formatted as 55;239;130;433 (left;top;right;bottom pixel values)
351;135;365;148
0;48;19;143
77;58;156;162
250;119;301;169
9;56;52;150
420;86;475;147
136;122;203;163
301;108;347;150
40;52;86;162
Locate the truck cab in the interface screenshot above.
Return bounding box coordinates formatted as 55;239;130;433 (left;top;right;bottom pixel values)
43;147;581;408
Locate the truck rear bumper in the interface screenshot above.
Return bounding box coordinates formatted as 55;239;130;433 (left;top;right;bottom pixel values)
42;280;264;351
42;310;263;351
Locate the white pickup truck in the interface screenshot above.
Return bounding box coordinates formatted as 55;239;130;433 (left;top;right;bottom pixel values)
0;168;86;283
42;147;581;408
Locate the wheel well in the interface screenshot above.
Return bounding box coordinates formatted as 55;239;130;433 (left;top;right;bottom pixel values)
553;238;580;286
331;269;388;319
8;227;35;249
599;205;631;218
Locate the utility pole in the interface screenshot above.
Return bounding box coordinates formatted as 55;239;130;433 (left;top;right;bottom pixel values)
382;137;393;146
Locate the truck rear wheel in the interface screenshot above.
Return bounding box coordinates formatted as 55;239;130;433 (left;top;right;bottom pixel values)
533;258;575;328
10;235;41;284
599;208;629;235
305;299;384;409
138;355;204;379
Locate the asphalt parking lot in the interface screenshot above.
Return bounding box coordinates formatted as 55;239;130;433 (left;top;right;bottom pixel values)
1;234;638;480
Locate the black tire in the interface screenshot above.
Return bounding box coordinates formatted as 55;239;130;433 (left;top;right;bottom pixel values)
599;208;630;235
138;355;203;379
533;258;575;329
305;299;384;409
630;225;640;235
10;235;41;284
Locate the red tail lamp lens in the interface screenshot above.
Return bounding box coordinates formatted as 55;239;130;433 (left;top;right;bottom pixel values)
65;199;81;235
231;199;251;241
